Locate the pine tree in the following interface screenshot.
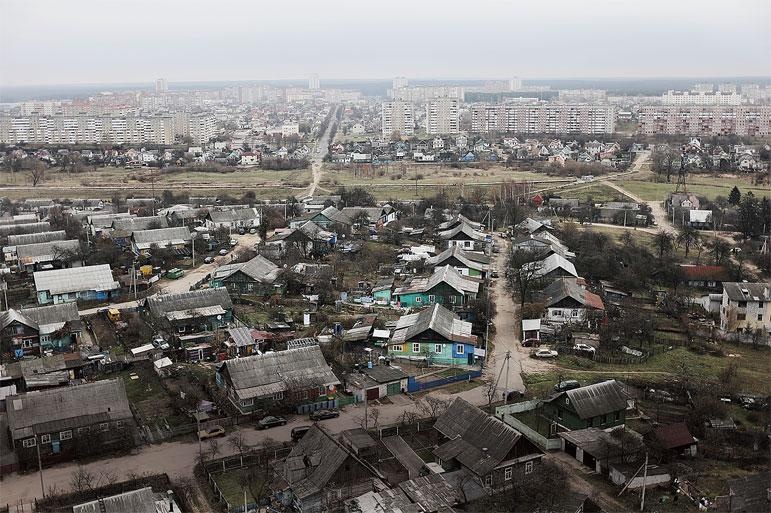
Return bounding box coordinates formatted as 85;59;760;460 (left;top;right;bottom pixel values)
728;185;741;206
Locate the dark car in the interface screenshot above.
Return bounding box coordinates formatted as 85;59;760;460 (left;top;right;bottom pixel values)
309;409;340;421
291;425;312;441
257;416;287;429
522;338;539;347
554;380;581;392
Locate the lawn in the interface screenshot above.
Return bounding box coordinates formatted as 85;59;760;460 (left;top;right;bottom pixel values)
615;176;768;202
211;468;263;508
548;183;632;202
321;164;551;187
111;367;167;404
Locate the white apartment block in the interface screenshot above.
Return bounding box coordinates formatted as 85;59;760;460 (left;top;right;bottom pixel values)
308;74;320;90
389;86;464;102
741;84;771;103
558;89;608;103
426;98;460;134
382;101;415;137
393;76;409;89
720;282;771;335
638;106;771;137
470;103;615;134
509;77;522;91
661;91;742;106
155;78;169;94
0;113;216;145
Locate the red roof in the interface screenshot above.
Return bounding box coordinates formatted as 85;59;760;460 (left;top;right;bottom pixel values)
583;290;605;311
654;422;695;450
680;265;730;281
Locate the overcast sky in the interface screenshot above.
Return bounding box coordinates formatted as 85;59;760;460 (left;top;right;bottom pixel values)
1;0;769;86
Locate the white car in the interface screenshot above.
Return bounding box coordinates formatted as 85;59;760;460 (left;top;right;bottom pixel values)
573;343;596;353
229;239;238;247
534;349;558;358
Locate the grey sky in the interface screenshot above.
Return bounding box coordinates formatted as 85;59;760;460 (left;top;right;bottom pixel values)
1;0;769;86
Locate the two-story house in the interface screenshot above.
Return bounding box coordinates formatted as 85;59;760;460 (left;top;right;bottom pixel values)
393;265;480;308
720;282;771;335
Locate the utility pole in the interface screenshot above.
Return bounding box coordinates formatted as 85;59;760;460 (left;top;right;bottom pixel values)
503;351;511;405
640;451;649;512
36;434;45;498
0;277;7;311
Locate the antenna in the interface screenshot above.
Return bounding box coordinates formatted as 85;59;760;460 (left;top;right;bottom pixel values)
674;155;687;193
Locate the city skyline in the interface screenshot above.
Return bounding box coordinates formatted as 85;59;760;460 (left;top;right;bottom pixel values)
2;0;769;87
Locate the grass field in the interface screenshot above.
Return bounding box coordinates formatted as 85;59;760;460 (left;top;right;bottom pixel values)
321;164;553;187
547;183;631;202
616;176;768;202
211;469;261;508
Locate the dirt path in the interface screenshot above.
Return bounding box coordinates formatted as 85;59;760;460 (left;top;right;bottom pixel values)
303;104;338;199
547;452;631;512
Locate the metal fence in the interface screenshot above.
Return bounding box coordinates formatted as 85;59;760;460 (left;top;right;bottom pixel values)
406;369;482;393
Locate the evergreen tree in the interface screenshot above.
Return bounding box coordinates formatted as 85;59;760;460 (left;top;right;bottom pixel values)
728;186;741;206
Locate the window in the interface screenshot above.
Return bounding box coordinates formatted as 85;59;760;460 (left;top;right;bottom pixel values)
428;295;436;303
302;389;309;400
737;313;746;321
738;301;747;308
60;430;73;440
392;345;403;352
435;344;443;354
77;427;89;434
572;309;579;317
415;296;422;303
450;296;457;304
273;391;284;401
23;438;36;448
553;309;563;317
456;344;464;354
504;467;513;481
525;461;534;474
40;434;51;444
98;423;108;433
241;398;254;407
412;343;421;353
759;302;764;308
485;475;492;487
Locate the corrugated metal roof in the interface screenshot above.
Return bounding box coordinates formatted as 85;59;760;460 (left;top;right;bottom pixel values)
561;379;628;420
208;207;259;223
7;230;66;246
212;255;279;283
73;487;157;513
111;216;169;232
132;226;191;246
0;222;51;237
16;239;80;263
438;223;485;241
33;264;119;295
145;289;232;319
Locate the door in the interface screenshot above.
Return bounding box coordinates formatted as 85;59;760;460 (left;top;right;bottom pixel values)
387;383;400;396
366;387;380;400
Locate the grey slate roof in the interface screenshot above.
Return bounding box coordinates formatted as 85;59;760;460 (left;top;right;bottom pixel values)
21;302;81;331
207;207;260;223
6;379;132;440
540;277;605;310
394;265;479;297
7;230;66;246
0;309;37;332
221;346;339;400
144;288;232;320
525;253;578;279
383;435;425;479
33;264;119;295
437;213;482;231
227;327;255;347
433;398;526;477
212;255;279;283
723;282;771;302
111;215;169;232
561;379;628;420
131;226;191;248
425;246;490;271
16;239;81;264
0;222;51;237
73;487;156;513
391;304;476;345
437;223;485;241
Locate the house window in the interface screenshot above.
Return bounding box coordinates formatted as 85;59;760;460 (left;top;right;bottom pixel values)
485;475;492;487
435;344;443;354
273;391;284;400
302;389;309;400
456;344;464;354
553;310;563;317
40;434;51;444
60;430;73;440
759;302;764;308
572;310;579;317
116;421;124;429
241;398;254;407
504;467;513;481
415;296;422;303
412;343;421;353
737;313;746;321
77;427;89;434
450;296;457;304
525;461;534;474
428;295;436;303
23;438;36;448
98;423;108;432
758;314;764;321
738;301;747;308
392;345;403;352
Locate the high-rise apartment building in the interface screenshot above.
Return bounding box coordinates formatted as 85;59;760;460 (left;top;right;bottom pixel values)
638;106;771;137
661;91;742;106
426;98;460;134
381;101;414;137
155;78;168;94
558;89;608;103
308;74;320;90
509;77;522;91
470;103;615;134
393;76;408;90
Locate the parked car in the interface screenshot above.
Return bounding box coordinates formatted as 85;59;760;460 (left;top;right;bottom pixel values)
197;425;226;440
522;338;539;347
237;227;245;235
204;256;214;264
249;227;257;234
534;349;558;358
229;239;238;247
257;416;287;429
573;343;596;353
291;425;312;441
554;380;581;392
219;248;229;256
309;409;340;421
490;269;499;278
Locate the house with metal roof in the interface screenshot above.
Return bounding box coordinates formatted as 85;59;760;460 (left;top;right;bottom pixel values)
0;303;82;358
433;398;543;489
131;226;191;254
437;223;486;250
205;207;261;229
33;264;120;305
6;230;66;247
13;239;82;272
72;486;180;513
216;346;340;414
525;253;578;283
389;304;477;366
542;380;628;430
393;265;480;308
425;246;490;278
210;254;281;295
5;379;135;469
719;282;771;335
0;222;52;242
143;288;233;337
344;365;408;402
539;277;604;325
280;425;378;513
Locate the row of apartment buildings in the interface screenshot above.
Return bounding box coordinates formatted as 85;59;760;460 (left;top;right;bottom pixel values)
471;103;615;134
0;112;217;145
638;106;771;137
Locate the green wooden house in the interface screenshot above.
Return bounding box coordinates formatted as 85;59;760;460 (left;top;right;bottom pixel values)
425;246;491;278
393;265;480;308
388;303;478;366
542;380;628;430
210;254;283;296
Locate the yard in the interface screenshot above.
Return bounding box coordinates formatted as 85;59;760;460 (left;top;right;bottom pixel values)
211;468;264;509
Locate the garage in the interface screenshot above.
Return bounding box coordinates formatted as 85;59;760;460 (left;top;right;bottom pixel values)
366;387;380;400
565;440;577;458
386;382;401;396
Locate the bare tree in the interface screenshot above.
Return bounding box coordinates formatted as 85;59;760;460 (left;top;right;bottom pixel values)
507;249;544;309
30;159;46;186
70;466;95;494
229;432;248;465
207;438;220;461
416;396;451;419
368;407;381;431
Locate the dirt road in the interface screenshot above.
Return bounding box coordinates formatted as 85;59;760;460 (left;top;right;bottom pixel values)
303;105;338;199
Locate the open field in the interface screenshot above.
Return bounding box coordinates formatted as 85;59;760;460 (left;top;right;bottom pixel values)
321;164;555;187
546;183;632;202
615;175;768;202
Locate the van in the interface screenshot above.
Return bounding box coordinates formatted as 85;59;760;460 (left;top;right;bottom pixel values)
291;425;311;441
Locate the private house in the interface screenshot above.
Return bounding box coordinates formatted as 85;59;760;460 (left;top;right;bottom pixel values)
539;277;605;325
307;206;352;229
143;288;233;338
526;253;578;283
205;207;261;230
542;380;628;431
0;222;52;242
340;204;398;228
126;198;156;214
596;202;640;224
649;422;697;460
514;217;553;236
511;232;573;259
281;425;377;513
372;277;395;304
216;346;340;414
425;246;490;278
388;303;477;366
33;264;120;305
13;239;82;272
344;365;408;402
680;265;730;292
6;379;135;469
668;192;700;211
437;214;483;233
6;352;90;391
0;303;82;358
433;398;543;488
131;226;191;255
687;209;713;229
264;228;316;257
223;327;270;357
109;216;169;247
719;282;771;335
393;265;479;308
72;487;180;513
87;213;132;237
6;230;66;248
210;254;281;296
438;223;486;250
